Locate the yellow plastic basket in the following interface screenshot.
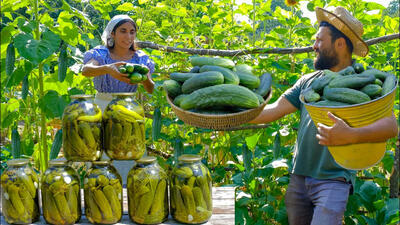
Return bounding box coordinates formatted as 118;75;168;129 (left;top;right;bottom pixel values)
300;83;397;170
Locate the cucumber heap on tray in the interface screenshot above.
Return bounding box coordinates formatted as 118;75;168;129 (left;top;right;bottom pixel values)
163;56;272;115
303;63;397;106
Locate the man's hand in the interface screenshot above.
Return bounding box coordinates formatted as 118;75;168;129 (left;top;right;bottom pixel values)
316;112;356;146
107;62;131;84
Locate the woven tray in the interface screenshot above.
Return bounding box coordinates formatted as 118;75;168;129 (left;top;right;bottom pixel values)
166;90;272;130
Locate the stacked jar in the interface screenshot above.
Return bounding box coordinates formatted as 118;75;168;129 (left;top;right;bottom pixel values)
42;159;81;225
103;93;146;160
0;159;39;224
62;95;102;161
83;161;123;224
127;156;169;224
170;154;213;224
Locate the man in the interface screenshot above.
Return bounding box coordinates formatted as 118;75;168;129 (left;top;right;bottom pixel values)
251;7;397;225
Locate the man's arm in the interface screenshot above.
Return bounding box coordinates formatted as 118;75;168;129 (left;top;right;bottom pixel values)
316;112;398;146
250;96;298;124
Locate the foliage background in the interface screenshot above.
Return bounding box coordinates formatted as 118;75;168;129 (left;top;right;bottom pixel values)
1;0;399;224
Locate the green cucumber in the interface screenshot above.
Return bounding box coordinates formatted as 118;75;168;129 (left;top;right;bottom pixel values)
180;84;260;110
381;74;396;96
170;72;196;82
236;72;260;89
199;65;239;85
181;71;224;94
360;84;382;97
323;87;371;104
254;73;272;97
328;73;375;89
163;79;182;98
190;56;235;69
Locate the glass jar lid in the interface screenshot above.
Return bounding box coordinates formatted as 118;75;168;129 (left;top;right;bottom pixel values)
136;156;157;164
6;159;29;166
178;154;202;163
71;94;93;99
111;92;135;97
48;159;68;166
92;160;111;166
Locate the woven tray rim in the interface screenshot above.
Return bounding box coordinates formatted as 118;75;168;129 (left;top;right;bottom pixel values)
166;89;272;130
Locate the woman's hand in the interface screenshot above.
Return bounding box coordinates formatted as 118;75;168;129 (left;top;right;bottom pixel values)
107;62;131;84
316;112;356;146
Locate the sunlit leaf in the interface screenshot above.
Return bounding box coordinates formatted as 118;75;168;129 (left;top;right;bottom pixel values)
116;2;135;11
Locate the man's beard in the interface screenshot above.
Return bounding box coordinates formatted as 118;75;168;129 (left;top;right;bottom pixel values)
314;48;339;70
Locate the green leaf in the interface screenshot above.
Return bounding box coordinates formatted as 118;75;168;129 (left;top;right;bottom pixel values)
116;2;135;11
57;12;79;46
14;31;60;65
272;61;290;71
245;132;261;150
17;18;37;34
381;151;394;173
359;181;381;209
38;90;67;119
384;198;400;224
5;66;25;88
274;27;288;35
139;0;149;4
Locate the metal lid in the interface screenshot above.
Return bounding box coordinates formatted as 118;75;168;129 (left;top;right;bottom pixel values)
6;159;29;166
178;154;202;163
48;159;68;166
111;92;135;97
136;156;157;164
92;160;111;165
71;94;93;99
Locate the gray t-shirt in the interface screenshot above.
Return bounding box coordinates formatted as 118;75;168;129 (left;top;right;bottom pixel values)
282;71;355;182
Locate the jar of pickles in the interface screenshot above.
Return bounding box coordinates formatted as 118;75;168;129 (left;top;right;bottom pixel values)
127;156;168;224
170;154;212;224
83;161;123;224
42;159;81;225
103;93;145;160
62;94;102;161
0;159;39;224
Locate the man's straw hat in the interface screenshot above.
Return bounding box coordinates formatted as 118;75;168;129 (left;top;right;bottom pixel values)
316;7;369;57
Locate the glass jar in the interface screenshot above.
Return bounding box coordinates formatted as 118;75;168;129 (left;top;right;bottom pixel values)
42;159;81;225
0;159;39;224
127;156;168;224
83;161;123;224
170;154;212;224
62;94;102;161
103;93;145;160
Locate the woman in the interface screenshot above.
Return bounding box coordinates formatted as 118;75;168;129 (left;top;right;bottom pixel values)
82;14;155;111
82;15;155;180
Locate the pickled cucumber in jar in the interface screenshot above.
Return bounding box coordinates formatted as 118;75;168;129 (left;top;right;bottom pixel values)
127;156;168;224
103;93;145;160
1;159;40;224
42;159;81;225
83;161;123;224
170;154;212;224
62;95;102;161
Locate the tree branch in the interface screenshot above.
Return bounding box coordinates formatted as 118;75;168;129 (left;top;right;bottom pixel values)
137;33;400;56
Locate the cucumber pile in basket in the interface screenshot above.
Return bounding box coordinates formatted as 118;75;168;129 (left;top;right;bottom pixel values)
163;56;272;115
303;63;397;106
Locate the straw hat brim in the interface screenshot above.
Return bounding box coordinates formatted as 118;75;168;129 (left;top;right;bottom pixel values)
316;7;369;57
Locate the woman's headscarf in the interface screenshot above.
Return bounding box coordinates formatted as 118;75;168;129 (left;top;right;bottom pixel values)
101;15;135;47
